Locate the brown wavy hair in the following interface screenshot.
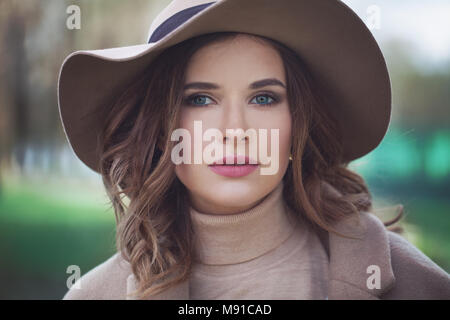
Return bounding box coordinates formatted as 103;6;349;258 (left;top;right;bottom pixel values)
98;32;404;299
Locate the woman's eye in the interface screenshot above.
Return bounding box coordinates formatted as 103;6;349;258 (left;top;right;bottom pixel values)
184;93;279;107
184;95;213;106
251;94;277;106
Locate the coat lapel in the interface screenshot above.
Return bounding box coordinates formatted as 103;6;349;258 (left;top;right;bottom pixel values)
125;211;395;300
324;211;396;299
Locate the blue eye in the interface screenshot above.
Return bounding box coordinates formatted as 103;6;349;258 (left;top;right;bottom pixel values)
183;93;279;107
251;94;277;106
184;95;213;106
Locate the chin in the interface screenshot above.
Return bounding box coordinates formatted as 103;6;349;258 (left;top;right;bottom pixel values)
201;181;263;204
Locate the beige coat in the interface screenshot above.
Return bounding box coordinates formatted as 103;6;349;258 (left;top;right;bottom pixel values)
63;211;450;300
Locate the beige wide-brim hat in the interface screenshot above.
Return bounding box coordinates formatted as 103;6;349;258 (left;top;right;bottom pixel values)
58;0;391;173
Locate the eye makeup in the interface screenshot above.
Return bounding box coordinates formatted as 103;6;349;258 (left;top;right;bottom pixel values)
182;91;283;107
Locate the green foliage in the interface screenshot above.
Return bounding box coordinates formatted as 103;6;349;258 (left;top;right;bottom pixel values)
0;177;117;299
402;200;450;272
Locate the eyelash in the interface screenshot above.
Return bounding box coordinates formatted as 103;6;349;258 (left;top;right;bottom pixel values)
183;92;280;107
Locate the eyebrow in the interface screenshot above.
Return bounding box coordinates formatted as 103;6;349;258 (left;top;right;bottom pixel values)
183;78;286;91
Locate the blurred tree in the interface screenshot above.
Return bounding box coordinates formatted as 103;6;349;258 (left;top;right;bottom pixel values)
0;0;170;176
384;39;450;129
5;8;29;172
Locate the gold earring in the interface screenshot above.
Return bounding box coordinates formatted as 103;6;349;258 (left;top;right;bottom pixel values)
289;154;293;161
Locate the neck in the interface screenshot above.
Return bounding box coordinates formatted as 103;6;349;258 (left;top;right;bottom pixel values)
188;191;267;216
189;181;299;265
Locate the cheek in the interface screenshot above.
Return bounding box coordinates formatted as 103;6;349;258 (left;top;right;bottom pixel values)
174;163;193;187
277;108;292;143
174;110;214;190
260;105;292;159
178;108;194;129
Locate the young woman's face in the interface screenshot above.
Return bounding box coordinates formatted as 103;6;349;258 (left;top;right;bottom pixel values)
175;34;292;214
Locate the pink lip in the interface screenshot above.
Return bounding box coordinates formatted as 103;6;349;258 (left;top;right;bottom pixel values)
208;155;259;177
211;155;258;165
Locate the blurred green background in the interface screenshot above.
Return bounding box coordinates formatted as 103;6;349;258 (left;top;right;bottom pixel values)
0;0;449;299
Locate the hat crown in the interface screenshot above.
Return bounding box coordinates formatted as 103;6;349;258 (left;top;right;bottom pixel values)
147;0;217;43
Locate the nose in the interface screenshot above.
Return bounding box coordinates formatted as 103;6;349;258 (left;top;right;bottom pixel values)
221;101;249;145
223;129;249;144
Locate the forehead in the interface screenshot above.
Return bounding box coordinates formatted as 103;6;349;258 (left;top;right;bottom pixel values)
184;34;285;84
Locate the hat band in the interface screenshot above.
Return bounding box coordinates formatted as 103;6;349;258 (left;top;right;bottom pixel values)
148;2;216;43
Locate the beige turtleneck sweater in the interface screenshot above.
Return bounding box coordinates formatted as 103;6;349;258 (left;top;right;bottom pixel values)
189;181;329;299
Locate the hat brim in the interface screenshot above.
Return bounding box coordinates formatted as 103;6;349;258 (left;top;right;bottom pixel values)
58;0;391;173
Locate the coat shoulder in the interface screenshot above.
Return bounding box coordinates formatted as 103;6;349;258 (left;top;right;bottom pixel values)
382;229;450;299
63;252;131;300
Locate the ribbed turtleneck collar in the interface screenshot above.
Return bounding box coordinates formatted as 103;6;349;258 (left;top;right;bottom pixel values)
189;181;298;265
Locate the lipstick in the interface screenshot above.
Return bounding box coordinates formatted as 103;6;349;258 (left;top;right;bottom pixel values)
208;155;259;178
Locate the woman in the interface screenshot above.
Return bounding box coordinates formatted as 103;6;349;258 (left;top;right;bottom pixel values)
58;0;450;299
